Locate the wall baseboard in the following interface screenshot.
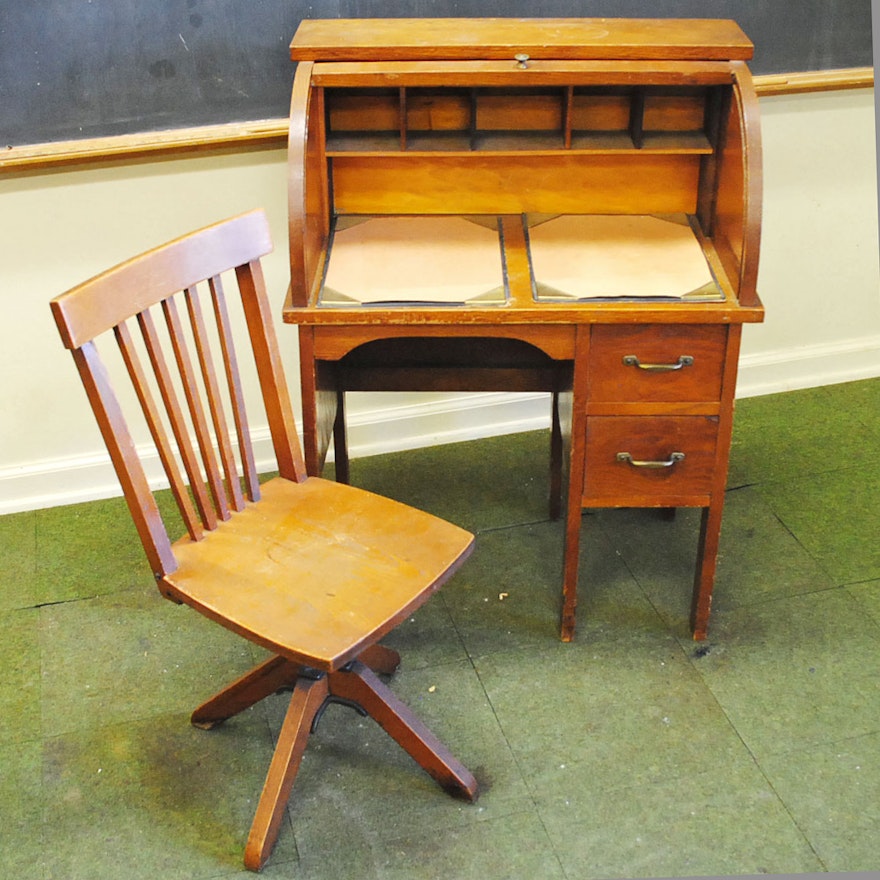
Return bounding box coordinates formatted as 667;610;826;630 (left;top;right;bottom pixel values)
736;334;880;398
341;390;552;459
0;392;552;515
3;338;878;515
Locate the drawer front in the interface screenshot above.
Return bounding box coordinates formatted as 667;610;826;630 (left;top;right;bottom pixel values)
583;415;719;502
588;325;726;404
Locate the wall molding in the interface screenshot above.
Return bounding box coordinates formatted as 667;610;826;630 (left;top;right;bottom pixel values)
3;340;878;516
736;334;880;398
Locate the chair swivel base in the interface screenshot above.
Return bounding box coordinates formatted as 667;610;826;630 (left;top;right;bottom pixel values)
190;646;479;872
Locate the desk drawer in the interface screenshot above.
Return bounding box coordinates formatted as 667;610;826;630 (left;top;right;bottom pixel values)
583;415;719;503
588;325;726;404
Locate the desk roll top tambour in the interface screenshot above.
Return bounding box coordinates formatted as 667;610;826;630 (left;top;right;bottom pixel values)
284;18;764;642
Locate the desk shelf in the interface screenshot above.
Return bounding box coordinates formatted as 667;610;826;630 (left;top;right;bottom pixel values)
324;83;721;156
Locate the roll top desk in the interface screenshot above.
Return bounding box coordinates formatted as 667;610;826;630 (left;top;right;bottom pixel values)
283;18;764;641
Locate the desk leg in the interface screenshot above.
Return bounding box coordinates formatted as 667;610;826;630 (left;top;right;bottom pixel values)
298;328;338;477
332;389;351;484
690;324;741;639
561;509;583;641
560;330;589;641
549;391;563;521
560;415;585;640
691;500;724;640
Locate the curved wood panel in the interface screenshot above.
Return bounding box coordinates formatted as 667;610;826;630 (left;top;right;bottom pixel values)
287;62;330;308
710;62;763;308
733;62;764;308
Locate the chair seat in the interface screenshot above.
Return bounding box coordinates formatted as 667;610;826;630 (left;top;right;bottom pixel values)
165;476;473;671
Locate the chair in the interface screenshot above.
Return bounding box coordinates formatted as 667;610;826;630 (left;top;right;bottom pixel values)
50;209;478;871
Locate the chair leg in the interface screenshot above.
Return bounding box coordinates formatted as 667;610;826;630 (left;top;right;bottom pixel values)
244;674;329;872
329;661;478;802
191;655;301;730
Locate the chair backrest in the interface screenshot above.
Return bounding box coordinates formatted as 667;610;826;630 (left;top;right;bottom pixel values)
51;210;307;580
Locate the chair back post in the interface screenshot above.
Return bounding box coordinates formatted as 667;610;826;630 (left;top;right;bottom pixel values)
236;256;307;483
71;341;177;577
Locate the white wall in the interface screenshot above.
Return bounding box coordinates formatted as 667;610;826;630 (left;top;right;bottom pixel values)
737;88;880;392
1;87;879;514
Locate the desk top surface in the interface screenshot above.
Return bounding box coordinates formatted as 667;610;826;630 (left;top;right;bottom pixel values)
290;18;753;63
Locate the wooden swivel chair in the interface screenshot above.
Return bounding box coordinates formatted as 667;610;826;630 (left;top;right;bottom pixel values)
50;209;478;871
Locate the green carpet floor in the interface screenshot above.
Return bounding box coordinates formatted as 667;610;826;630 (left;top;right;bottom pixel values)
2;378;879;879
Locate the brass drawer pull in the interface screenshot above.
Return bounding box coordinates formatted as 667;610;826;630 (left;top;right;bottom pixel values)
616;451;685;469
622;354;694;372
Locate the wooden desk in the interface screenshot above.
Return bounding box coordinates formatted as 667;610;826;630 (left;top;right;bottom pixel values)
283;18;764;641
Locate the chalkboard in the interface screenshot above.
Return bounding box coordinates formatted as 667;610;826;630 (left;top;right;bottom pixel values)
0;0;873;148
